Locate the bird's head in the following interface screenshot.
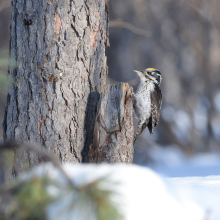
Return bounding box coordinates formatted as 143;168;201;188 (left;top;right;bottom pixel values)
134;68;162;85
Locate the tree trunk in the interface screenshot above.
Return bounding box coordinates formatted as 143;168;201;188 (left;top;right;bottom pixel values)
3;0;109;176
88;83;134;163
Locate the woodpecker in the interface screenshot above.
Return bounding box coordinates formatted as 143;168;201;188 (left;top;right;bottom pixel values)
133;68;162;144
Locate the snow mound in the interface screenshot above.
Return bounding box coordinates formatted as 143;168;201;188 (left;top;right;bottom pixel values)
29;163;218;220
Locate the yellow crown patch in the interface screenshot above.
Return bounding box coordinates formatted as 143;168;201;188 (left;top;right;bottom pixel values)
147;68;157;71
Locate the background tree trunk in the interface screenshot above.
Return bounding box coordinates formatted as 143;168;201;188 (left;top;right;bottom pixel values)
3;0;109;176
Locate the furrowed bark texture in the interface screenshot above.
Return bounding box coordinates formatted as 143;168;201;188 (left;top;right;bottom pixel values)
88;83;134;163
3;0;109;176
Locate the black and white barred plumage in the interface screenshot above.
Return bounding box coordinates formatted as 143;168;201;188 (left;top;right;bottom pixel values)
133;68;162;144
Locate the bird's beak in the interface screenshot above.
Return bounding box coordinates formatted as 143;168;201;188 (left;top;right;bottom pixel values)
134;70;151;79
133;70;143;77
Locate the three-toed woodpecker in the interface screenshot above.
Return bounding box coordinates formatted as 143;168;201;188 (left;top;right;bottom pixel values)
133;68;162;144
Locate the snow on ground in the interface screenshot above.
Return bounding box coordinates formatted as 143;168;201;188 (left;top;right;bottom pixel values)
148;145;220;220
27;148;220;220
35;163;205;220
170;176;220;220
148;145;220;177
21;145;220;220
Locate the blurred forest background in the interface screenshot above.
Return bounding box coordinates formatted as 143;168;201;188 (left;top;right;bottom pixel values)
0;0;220;164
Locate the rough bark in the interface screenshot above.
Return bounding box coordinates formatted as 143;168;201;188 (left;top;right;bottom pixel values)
88;83;134;163
3;0;109;176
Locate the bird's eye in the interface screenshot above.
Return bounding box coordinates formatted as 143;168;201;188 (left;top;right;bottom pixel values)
151;72;156;76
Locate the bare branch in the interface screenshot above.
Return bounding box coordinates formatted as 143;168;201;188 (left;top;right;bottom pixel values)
0;0;11;12
109;20;151;37
187;0;220;28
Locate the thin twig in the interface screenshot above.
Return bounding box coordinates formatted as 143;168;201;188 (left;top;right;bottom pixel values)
110;20;151;37
187;0;219;29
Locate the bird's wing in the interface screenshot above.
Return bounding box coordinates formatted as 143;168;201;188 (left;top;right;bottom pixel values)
148;84;162;134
